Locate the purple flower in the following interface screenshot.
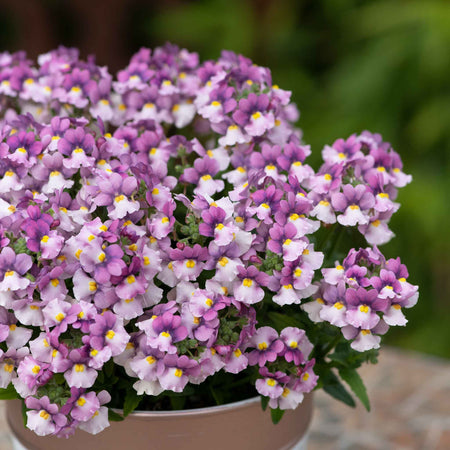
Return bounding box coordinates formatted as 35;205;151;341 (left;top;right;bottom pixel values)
280;327;312;365
63;388;100;423
322;135;364;165
233;265;270;305
181;156;224;196
255;367;290;399
169;244;209;282
58;126;95;169
250;185;284;224
345;287;388;330
199;205;237;246
342;320;389;352
25;396;67;436
64;349;98;388
0;247;32;291
268;222;307;262
198;85;236;123
247;327;284;367
147;311;188;353
157;354;200;393
331;184;375;226
232;93;274;137
318;282;348;327
80;243;126;284
92;173;139;220
370;269;402;299
88;311;129;358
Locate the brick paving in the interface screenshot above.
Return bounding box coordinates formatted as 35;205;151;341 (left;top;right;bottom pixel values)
1;347;449;450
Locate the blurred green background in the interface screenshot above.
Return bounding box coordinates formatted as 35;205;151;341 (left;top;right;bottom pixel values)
1;0;449;357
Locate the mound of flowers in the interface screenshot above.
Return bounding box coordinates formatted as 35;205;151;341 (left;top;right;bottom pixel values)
0;45;418;437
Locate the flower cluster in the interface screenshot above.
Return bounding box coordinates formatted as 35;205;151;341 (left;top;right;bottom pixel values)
0;44;417;438
304;247;418;351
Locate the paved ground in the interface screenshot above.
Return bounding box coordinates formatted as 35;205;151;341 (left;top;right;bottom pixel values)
308;347;450;450
1;347;449;449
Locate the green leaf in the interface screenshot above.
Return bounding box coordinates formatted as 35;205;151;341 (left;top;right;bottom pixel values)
104;359;114;378
21;400;27;427
338;367;370;411
261;396;269;411
169;395;186;410
108;409;124;422
270;407;285;424
123;390;141;417
0;383;19;400
320;369;356;407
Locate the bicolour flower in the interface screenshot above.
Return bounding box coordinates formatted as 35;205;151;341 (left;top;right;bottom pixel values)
0;247;32;292
88;311;129;358
25;396;67;436
92;173;139;219
268;222;307;262
64;349;98;388
247;327;284;367
146;311;188;354
331;184;375;226
280;327;313;365
255;367;290;399
157;354;200;393
233;265;270;305
232;93;274;137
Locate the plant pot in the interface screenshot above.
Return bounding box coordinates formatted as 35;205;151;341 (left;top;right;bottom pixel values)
6;394;313;450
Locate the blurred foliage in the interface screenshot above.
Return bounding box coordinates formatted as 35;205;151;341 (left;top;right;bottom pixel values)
146;0;450;357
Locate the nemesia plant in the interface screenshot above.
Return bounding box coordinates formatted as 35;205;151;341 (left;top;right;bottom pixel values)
0;44;418;437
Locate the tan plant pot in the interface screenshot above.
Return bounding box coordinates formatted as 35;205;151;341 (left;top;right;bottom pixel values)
7;394;313;450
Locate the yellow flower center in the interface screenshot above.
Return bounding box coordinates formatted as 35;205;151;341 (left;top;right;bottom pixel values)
218;257;228;267
243;278;253;287
55;313;65;322
106;330;115;339
40;410;50;420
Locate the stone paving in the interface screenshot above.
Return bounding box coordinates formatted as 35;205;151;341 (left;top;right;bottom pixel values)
308;347;450;450
0;347;449;450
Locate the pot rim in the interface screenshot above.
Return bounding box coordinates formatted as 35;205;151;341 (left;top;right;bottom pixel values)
113;395;262;418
